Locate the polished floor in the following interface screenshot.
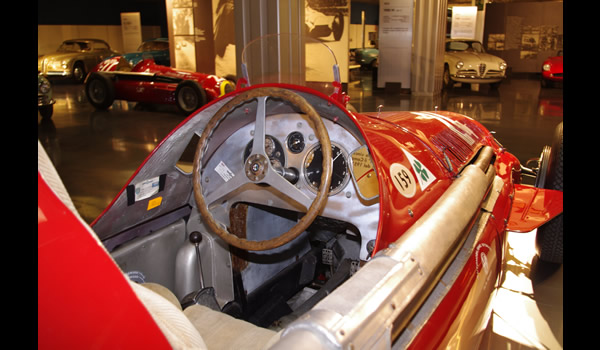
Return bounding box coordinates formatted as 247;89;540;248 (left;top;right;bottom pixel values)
38;71;563;349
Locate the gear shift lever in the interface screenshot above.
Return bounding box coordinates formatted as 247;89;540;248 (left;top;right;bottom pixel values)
189;231;205;289
181;231;220;310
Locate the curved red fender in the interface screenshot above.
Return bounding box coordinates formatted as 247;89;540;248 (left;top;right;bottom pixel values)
507;184;563;232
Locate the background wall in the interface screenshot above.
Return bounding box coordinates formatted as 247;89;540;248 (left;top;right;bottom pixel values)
38;24;162;56
484;1;563;73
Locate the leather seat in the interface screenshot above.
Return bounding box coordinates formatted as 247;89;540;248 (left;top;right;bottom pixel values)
133;281;281;349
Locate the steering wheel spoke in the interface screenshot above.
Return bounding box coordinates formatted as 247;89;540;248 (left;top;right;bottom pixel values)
263;167;313;210
250;96;268;156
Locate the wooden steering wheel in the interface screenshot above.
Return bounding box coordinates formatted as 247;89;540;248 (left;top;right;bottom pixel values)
192;87;332;251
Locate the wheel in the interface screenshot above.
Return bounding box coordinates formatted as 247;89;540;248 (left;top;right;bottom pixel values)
72;62;86;83
175;80;207;114
85;73;115;110
219;79;235;97
443;65;454;89
192;87;332;251
39;105;53;119
535;122;563;264
332;13;344;41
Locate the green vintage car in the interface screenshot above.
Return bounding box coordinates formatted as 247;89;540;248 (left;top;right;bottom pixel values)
38;39;119;83
38;73;55;119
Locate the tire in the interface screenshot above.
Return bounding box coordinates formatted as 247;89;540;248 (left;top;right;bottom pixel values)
175;80;207;114
85;72;115;110
535;122;563;264
443;65;453;90
73;61;86;84
39;105;53;119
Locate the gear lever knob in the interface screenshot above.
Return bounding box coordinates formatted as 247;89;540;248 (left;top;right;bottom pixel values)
189;231;205;289
190;231;203;245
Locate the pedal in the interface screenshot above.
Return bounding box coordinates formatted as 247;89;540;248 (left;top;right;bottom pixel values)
322;248;333;265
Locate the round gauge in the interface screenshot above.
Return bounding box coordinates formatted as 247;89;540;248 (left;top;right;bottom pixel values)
286;131;305;154
244;135;286;166
304;143;349;195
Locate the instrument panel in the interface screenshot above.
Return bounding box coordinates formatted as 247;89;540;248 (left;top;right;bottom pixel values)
240;118;352;197
200;110;380;260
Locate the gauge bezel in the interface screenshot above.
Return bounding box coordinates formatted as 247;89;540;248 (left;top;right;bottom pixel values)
303;142;350;196
286;131;305;154
348;145;380;201
243;134;287;168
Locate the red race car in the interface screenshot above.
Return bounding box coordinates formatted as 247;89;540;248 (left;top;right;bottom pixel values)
541;50;563;88
39;34;563;349
85;56;235;114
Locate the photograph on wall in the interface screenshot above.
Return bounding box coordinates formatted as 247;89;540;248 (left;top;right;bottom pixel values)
174;36;196;71
519;50;537;60
173;8;193;36
173;0;192;8
520;25;539;51
305;0;349;83
213;0;236;77
504;16;523;50
487;34;505;51
539;25;561;51
305;0;347;42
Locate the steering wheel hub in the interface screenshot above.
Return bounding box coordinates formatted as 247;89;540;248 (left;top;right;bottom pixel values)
245;154;269;181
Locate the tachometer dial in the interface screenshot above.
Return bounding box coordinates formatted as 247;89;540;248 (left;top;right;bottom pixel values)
244;135;285;167
304;144;349;195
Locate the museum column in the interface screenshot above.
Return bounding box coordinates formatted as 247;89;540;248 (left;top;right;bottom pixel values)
233;0;305;83
165;0;216;73
411;0;447;96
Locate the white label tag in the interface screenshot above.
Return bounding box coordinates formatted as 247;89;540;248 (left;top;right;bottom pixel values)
134;176;160;201
215;161;235;182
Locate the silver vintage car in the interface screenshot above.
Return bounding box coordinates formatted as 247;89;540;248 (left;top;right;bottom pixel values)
38;39;119;83
443;39;507;89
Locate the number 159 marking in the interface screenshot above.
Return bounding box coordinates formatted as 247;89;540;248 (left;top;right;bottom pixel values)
390;163;416;198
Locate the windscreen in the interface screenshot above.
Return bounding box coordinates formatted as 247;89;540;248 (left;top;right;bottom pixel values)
241;33;340;96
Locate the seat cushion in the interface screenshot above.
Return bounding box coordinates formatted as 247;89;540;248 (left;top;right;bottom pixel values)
184;304;280;350
130;281;207;349
142;282;183;310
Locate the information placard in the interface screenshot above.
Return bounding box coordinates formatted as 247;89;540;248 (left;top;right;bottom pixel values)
451;6;477;39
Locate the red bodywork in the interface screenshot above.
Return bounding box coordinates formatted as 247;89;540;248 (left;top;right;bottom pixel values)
38;173;171;349
541;54;563;83
91;56;231;106
38;81;562;349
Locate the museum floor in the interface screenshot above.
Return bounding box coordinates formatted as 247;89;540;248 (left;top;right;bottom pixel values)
38;71;563;349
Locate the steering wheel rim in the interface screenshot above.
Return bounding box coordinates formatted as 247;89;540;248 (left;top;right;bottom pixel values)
192;87;332;251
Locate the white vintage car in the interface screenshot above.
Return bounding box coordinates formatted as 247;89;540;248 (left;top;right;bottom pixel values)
443;39;507;89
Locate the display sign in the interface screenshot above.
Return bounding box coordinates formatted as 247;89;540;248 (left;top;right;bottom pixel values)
451;6;477;39
377;0;413;88
121;12;142;53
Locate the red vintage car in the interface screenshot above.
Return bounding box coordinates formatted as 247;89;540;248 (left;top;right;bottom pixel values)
39;34;563;349
84;56;235;114
541;50;563;88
